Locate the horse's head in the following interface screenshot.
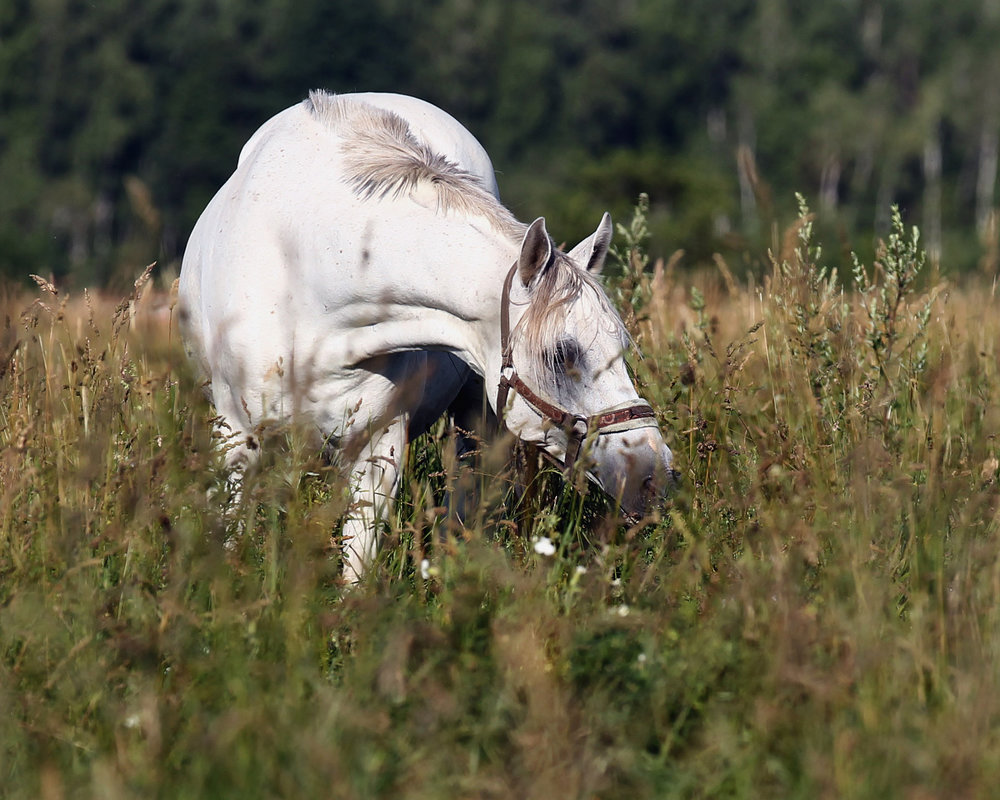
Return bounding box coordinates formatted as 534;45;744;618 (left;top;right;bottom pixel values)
498;215;675;518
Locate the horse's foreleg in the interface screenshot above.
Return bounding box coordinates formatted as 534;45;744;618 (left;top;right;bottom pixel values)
445;373;494;527
341;416;407;584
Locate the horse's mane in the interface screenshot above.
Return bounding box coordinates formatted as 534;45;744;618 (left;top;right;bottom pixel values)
305;90;524;240
305;89;628;386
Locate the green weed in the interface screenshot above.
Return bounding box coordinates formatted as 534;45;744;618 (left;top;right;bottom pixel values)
3;201;1000;798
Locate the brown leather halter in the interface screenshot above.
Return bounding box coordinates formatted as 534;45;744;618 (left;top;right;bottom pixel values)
495;260;659;472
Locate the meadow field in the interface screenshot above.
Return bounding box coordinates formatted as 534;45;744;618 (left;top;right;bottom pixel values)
3;201;1000;798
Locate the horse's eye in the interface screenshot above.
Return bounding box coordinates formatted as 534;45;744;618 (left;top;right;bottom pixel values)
552;338;582;375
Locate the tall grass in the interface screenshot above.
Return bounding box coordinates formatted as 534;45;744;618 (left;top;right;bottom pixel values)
3;202;1000;798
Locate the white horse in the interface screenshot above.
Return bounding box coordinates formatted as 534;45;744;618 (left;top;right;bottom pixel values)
179;90;674;582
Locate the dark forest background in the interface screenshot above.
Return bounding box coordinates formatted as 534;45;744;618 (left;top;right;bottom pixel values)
3;0;999;288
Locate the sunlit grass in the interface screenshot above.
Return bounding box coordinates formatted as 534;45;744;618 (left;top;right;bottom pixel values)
3;204;1000;798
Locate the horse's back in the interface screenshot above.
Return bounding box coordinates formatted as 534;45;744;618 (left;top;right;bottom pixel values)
234;92;498;195
185;92;498;327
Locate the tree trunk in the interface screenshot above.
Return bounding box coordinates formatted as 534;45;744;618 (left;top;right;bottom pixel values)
737;106;757;227
820;152;841;214
923;130;942;266
976;122;998;239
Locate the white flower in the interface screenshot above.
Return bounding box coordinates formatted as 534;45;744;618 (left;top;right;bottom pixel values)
575;565;587;575
616;604;630;618
420;558;431;580
532;536;556;556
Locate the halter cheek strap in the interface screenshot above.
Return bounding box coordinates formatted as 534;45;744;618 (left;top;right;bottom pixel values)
495;261;659;473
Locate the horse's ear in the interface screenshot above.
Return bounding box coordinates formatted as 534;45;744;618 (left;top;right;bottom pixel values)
567;212;614;275
518;217;553;287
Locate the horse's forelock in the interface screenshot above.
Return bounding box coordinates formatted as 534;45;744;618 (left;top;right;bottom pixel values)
513;254;630;389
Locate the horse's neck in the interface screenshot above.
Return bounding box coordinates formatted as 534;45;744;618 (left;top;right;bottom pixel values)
332;215;517;379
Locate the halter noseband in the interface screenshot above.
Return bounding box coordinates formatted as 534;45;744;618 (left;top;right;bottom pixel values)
495;261;659;473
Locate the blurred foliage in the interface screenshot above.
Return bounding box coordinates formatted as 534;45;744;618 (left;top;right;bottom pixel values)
2;0;1000;285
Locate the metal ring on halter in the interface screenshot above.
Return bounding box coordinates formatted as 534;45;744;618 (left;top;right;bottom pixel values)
495;261;660;473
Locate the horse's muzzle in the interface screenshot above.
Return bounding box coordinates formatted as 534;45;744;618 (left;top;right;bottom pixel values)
593;430;676;520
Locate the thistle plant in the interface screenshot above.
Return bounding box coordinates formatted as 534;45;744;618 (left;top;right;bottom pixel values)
764;196;936;449
765;195;852;440
852;205;935;406
608;192;653;333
